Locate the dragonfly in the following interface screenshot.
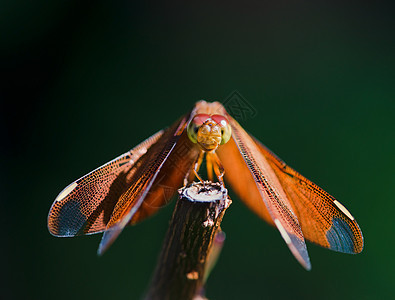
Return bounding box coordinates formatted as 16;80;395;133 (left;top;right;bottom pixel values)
48;100;363;270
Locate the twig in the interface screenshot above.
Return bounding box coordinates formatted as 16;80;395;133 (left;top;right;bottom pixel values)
145;181;231;300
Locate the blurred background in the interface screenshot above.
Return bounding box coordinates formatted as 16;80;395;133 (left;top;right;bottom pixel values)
2;1;394;299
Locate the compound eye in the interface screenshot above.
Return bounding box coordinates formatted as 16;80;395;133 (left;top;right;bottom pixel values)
187;114;210;143
220;123;232;144
211;115;232;145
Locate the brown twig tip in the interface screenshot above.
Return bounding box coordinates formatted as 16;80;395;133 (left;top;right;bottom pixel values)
180;181;228;203
145;181;231;300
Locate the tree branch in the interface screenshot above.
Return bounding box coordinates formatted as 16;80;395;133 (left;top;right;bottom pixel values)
145;181;231;300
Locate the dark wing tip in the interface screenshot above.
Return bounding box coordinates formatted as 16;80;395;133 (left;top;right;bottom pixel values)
47;199;87;237
97;226;122;256
288;233;312;271
326;217;364;254
274;219;312;271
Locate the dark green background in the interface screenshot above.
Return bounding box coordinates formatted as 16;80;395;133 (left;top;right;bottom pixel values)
2;1;394;299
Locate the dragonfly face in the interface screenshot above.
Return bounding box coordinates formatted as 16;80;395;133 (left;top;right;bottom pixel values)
187;113;232;151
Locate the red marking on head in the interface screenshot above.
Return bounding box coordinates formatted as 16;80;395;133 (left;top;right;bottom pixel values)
211;115;229;127
192;114;210;126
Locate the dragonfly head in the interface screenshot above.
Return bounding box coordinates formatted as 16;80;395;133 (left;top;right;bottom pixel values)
187;114;232;151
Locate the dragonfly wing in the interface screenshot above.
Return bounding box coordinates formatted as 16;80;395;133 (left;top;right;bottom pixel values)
252;137;364;254
218;116;311;270
129;130;201;224
98;115;200;255
48;130;163;237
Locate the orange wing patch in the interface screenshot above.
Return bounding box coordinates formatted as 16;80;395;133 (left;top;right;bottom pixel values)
252;137;364;254
220;115;311;270
48;130;163;237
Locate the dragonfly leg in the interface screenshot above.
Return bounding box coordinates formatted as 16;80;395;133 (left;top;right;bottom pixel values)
211;151;225;184
184;150;205;186
206;151;214;182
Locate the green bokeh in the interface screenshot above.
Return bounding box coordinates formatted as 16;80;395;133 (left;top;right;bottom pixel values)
3;1;394;299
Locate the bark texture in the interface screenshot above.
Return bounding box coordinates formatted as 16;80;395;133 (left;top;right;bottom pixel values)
145;181;231;300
